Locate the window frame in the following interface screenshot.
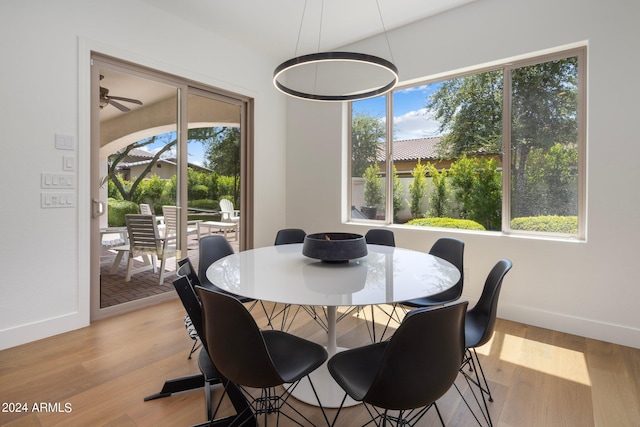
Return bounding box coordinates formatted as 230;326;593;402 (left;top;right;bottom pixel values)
348;46;587;240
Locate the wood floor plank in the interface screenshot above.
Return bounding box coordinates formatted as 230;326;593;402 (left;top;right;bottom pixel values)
1;298;640;427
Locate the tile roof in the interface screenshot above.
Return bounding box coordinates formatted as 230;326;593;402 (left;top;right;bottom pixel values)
377;137;443;162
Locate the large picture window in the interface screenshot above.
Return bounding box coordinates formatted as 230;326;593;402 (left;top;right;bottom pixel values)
349;47;585;238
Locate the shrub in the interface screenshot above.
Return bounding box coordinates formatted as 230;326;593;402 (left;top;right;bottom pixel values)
191;184;209;200
108;199;139;227
408;160;428;218
406;217;486;231
510;215;578;234
363;163;383;207
188;199;218;211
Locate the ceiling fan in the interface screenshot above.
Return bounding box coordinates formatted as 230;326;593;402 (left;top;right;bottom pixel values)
99;75;143;112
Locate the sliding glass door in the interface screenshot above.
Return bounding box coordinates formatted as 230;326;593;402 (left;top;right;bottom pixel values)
91;55;251;320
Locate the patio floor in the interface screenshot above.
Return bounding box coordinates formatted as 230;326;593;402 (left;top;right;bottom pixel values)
100;229;239;308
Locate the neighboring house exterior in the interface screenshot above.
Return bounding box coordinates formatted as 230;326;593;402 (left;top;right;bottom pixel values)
111;148;212;181
377;137;502;177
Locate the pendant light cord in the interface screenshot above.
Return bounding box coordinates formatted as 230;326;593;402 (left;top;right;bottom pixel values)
294;0;309;57
376;0;395;64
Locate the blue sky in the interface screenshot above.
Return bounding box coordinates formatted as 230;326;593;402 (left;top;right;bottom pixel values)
353;82;443;140
146;82;444;164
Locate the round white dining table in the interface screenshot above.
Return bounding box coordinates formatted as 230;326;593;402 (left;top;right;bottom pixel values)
206;242;461;408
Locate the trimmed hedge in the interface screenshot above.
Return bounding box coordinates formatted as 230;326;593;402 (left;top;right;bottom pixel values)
108;199;139;227
188;199;218;211
406;217;486;231
510;215;578;234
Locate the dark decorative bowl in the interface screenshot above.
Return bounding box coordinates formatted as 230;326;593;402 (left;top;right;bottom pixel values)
302;232;368;263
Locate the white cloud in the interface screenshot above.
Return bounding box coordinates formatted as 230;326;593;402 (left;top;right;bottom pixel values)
393;108;442;140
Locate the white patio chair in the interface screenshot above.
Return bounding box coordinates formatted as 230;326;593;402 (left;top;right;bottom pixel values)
219;199;240;223
112;214;176;285
161;206;199;239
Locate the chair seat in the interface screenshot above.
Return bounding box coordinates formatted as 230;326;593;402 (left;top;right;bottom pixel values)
199;283;255;304
327;342;386;401
197;347;219;383
402;293;452;308
464;311;489;348
262;330;328;383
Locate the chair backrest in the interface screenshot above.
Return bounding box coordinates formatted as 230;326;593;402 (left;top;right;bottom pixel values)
125;214;163;256
177;257;201;289
197;287;284;388
428;237;465;302
363;301;468;410
219;199;234;214
365;229;395;247
467;259;512;348
162;205;178;237
274;228;306;245
139;203;152;215
198;235;234;287
173;276;206;348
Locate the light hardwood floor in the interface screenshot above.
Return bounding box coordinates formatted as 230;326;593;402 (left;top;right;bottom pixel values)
1;299;639;426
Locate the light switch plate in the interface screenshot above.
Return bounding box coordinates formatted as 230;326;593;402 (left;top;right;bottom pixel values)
55;133;75;150
63;156;75;171
41;192;75;208
41;173;75;189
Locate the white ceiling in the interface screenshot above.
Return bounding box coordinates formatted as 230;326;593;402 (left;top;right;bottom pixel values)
99;0;476;121
138;0;477;60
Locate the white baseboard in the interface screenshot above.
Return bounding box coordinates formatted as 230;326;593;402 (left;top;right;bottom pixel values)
498;302;640;349
0;312;88;351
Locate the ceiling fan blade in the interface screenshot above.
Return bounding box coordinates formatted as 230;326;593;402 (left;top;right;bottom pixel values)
108;95;143;105
109;100;131;112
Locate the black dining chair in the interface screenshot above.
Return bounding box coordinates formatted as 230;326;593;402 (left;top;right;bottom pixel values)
351;229;399;342
377;237;465;341
460;259;512;427
364;228;396;247
171;276;257;425
274;228;307;245
273;228;330;332
328;301;469;426
404;237;465;307
198;235;274;329
197;286;330;427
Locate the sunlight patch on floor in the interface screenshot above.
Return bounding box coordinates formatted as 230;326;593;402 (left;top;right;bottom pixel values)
497;333;592;386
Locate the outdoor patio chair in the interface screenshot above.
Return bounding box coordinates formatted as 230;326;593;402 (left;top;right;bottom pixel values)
219;199;240;223
161;205;199;240
113;214;176;286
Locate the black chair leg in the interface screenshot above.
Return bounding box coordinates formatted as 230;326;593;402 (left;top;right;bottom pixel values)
459;348;494;427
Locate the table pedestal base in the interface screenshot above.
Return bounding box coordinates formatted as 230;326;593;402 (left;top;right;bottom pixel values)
289;347;359;409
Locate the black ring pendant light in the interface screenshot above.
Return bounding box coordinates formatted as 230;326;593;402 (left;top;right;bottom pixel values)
273;51;399;102
273;0;398;102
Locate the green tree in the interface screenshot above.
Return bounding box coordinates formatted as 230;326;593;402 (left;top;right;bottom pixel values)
352;113;386;177
425;163;449;218
449;156;502;230
363;163;383;207
448;156;476;219
205;127;241;205
428;57;578;218
408;160;428;219
429;70;503;157
524;143;578;216
392;165;404;221
510;58;578;217
107;127;223;201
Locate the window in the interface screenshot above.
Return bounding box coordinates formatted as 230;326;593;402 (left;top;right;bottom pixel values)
349;47;585;238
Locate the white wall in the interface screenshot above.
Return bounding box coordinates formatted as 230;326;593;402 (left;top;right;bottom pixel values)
286;0;640;348
0;0;287;349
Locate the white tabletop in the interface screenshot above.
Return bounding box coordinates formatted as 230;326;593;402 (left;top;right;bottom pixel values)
206;243;460;308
